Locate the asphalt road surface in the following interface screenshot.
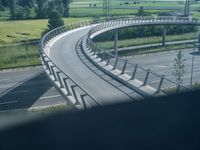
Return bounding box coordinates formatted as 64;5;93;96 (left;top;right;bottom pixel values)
49;27;144;105
120;48;200;88
0;67;66;112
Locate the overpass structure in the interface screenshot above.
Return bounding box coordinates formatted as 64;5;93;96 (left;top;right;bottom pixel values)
40;16;199;110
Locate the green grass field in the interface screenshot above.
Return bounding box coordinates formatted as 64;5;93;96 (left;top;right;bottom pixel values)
0;44;40;69
96;32;196;50
0;0;200;69
0;18;90;45
69;0;200;17
0;17;90;69
1;0;199;18
118;44;194;56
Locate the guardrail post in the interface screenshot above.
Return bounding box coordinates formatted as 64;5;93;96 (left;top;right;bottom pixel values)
114;29;119;57
94;45;97;55
71;85;80;105
162;25;166;46
92;44;96;55
101;51;106;61
121;60;128;74
130;64;138;80
113;57;118;70
176;82;181;93
44;60;51;72
97;48;100;56
63;78;72;96
50;66;58;81
143;69;151;86
106;56;111;65
156;75;165;93
56;72;64;88
80;94;87;109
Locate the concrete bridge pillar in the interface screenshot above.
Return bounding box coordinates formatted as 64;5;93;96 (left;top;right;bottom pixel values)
162;26;166;46
114;29;119;57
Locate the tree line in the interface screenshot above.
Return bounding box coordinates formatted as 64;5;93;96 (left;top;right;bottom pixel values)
94;25;197;42
0;0;70;20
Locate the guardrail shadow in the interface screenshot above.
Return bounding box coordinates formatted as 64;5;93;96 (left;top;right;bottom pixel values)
190;51;200;55
0;72;52;111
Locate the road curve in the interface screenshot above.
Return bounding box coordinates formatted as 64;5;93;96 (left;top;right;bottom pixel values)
48;26;136;105
41;17;197;108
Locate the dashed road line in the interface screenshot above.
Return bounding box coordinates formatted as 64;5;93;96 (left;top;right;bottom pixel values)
0;101;18;105
39;95;61;100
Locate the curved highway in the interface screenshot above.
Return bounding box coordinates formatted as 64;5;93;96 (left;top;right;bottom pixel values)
40;16;199;109
47;26;138;105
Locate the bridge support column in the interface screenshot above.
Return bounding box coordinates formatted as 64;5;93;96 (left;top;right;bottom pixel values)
162;26;166;46
114;29;119;57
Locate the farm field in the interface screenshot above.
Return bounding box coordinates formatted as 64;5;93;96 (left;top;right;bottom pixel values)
0;0;200;69
0;44;40;69
70;0;200;17
0;17;90;69
0;18;90;45
96;32;196;50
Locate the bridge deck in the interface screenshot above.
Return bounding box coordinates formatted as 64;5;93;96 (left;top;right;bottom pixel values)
47;27;142;105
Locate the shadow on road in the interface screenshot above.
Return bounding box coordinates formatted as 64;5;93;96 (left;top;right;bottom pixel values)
190;51;200;56
0;72;52;111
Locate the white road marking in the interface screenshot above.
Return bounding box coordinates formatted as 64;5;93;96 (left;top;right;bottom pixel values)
0;90;28;97
45;25;93;56
39;95;61;100
8;90;28;95
0;78;9;82
0;101;18;105
183;74;200;79
151;80;160;83
153;65;169;68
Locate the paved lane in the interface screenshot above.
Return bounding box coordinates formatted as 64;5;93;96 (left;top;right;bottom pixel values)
121;49;200;87
49;27;138;105
0;67;66;111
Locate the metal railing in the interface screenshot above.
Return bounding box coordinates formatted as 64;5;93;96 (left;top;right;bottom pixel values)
88;16;198;37
40;21;102;110
85;16;196;94
40;16;196;109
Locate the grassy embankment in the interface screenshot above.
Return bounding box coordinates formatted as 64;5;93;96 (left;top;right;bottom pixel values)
95;32;197;55
0;0;200;69
163;83;200;95
69;0;200;17
0;18;90;69
0;103;72;123
97;32;195;49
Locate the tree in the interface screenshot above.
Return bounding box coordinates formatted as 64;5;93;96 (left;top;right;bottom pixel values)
9;0;17;19
0;0;3;10
172;50;186;84
198;34;200;51
23;5;31;19
54;0;64;16
18;0;35;7
48;0;64;16
47;10;64;31
137;6;144;16
62;0;70;17
1;0;9;7
35;0;48;18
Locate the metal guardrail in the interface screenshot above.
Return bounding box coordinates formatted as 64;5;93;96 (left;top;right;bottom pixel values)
39;21;102;110
40;16;196;109
88;16;198;37
86;16;195;94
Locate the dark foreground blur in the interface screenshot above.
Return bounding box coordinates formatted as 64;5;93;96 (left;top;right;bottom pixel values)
0;90;200;150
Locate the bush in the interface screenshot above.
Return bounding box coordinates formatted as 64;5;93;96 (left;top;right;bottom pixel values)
94;25;197;42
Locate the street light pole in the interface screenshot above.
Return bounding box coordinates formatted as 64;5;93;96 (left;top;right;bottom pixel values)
190;26;198;86
184;0;190;16
190;45;195;86
114;29;118;57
